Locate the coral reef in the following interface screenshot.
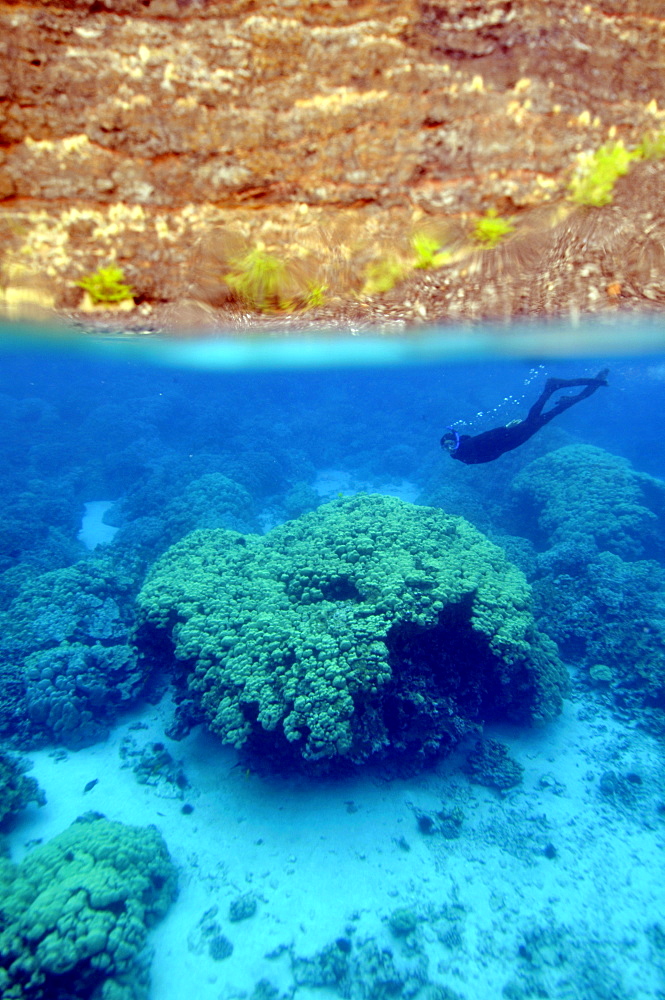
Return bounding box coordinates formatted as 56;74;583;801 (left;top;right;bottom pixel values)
0;812;177;1000
0;556;145;748
0;751;45;828
512;445;665;718
136;494;566;766
533;548;665;712
464;738;524;793
512;444;665;561
229;893;257;922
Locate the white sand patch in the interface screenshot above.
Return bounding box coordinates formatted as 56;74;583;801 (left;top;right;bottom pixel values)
6;697;665;1000
259;472;420;534
313;469;419;504
77;500;118;549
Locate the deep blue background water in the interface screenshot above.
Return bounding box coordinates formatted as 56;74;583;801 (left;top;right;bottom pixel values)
1;330;662;609
1;346;662;507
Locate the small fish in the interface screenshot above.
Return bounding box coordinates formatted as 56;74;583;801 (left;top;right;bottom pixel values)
83;778;99;794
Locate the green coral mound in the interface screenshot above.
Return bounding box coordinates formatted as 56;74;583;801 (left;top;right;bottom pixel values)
512;444;665;560
0;752;45;828
137;495;565;765
0;812;177;1000
512;446;665;716
0;555;144;748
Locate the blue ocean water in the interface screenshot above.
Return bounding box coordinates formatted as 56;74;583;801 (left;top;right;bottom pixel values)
0;318;664;1000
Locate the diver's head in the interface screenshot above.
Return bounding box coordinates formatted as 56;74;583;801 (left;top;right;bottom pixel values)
440;428;460;453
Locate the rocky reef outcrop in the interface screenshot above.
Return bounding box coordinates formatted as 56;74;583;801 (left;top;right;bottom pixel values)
1;1;663;319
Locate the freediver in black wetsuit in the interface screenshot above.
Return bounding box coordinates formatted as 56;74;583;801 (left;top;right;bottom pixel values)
441;369;609;464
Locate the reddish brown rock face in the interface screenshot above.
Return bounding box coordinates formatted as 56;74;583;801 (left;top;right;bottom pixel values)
0;1;663;323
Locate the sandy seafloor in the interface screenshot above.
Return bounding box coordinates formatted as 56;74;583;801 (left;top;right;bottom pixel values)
6;475;665;1000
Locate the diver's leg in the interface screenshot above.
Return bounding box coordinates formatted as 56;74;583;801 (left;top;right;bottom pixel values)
529;369;609;417
527;381;559;419
550;369;609;405
538;369;609;423
527;378;567;419
546;369;609;391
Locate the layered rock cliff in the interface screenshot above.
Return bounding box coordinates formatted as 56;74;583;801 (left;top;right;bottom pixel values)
0;0;663;324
